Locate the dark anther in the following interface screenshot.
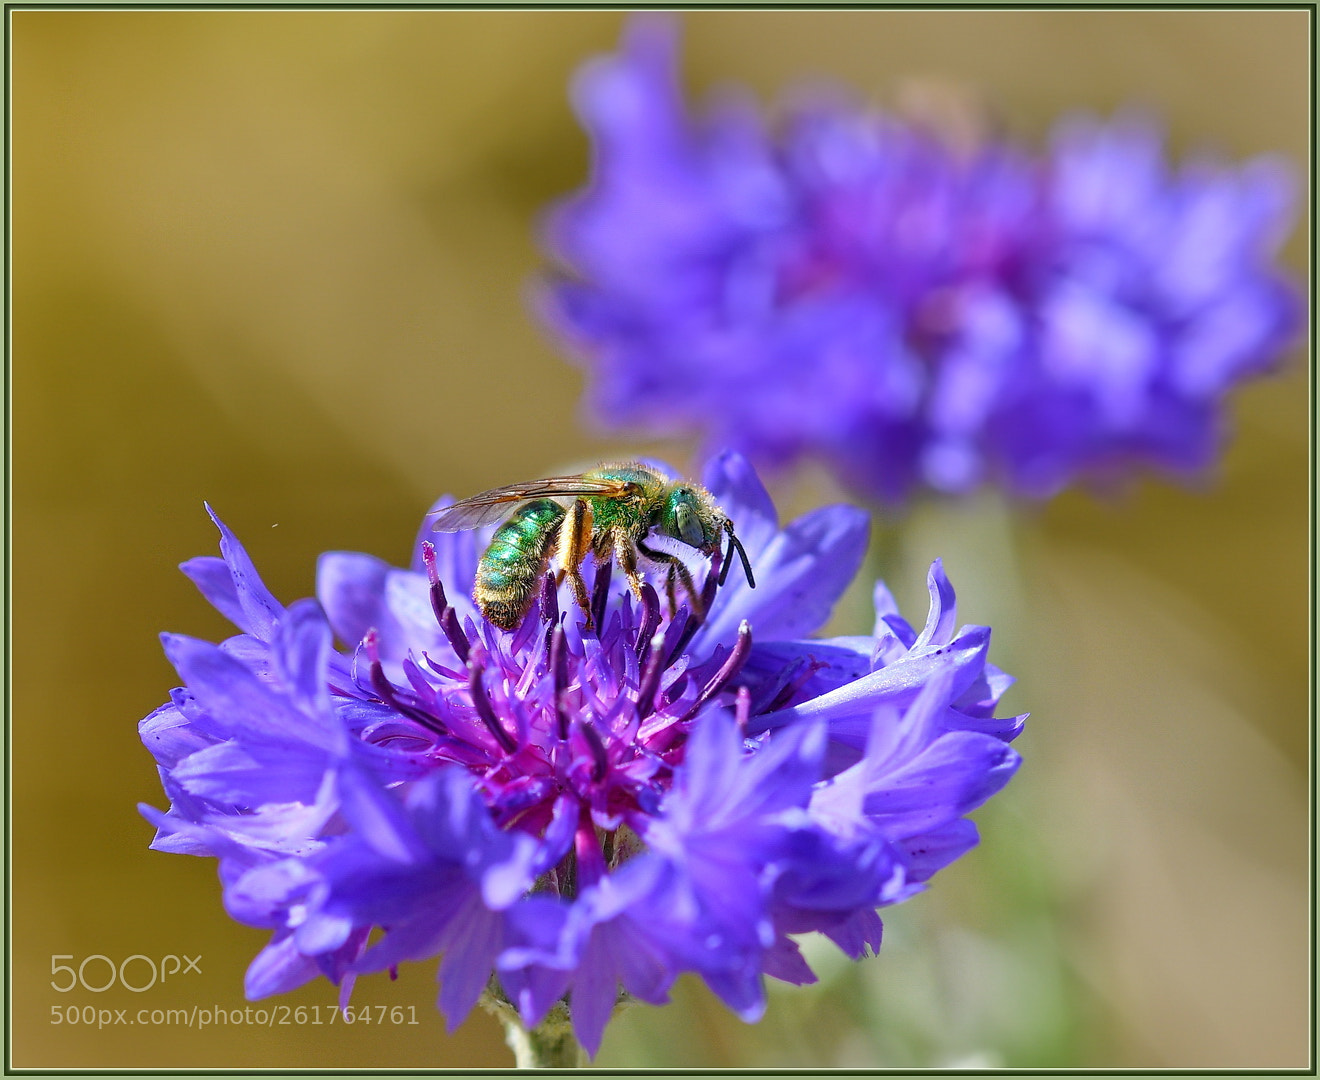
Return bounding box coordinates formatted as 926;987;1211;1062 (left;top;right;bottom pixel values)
664;610;702;669
677;620;753;723
422;542;471;665
634;582;661;659
761;655;827;714
590;558;613;634
467;662;517;755
699;549;722;617
634;631;667;719
422;542;447;615
579;720;609;783
549;625;571;741
366;645;447;736
540;571;559;627
440;608;471;666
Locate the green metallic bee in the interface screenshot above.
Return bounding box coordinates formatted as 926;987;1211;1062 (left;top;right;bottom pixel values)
429;461;755;632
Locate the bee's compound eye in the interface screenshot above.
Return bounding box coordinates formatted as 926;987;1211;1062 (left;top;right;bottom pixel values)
675;503;704;547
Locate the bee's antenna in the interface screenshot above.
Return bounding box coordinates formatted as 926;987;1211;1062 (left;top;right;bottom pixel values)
722;520;756;590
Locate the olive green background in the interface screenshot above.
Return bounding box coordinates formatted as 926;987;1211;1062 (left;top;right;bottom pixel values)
11;9;1311;1070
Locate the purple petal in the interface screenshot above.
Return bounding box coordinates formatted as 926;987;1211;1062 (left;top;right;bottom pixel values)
272;598;336;720
862;731;1021;837
335;760;429;866
179;555;247;630
160;633;330;747
566;934;618;1056
317;553;442;660
139;702;215;768
912;559;958;649
203;504;284;641
748;625;993;738
436;897;506;1030
699;503;869;648
702;449;779;557
172;740;329;806
245;932;322;999
898;819;981;882
761;933;817;985
820;907;884;959
226;859;321;927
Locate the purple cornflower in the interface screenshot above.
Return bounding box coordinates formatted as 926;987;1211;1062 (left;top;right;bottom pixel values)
140;452;1023;1059
540;18;1302;505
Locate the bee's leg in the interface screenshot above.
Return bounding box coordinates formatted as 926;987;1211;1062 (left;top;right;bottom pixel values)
558;498;595;631
664;564;680;616
613;532;646;601
636;541;701;618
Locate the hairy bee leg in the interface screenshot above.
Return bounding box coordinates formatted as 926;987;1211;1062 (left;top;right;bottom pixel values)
558;497;595;630
613;531;646;601
636;540;702;618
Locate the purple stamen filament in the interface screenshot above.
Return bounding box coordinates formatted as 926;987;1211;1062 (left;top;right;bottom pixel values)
467;662;518;755
422;541;471;665
677;620;753;724
540;572;560;627
634;582;661;660
579;720;609;783
364;630;447;736
550;625;571;742
590;559;612;631
634;630;667;719
574;807;606;886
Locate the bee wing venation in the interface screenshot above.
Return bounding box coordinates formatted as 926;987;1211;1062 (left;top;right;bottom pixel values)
428;500;525;532
428;475;636;533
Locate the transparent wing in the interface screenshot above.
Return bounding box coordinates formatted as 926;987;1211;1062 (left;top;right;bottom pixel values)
428;475;638;533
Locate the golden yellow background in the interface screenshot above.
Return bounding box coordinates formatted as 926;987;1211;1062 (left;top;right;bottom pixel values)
12;9;1311;1069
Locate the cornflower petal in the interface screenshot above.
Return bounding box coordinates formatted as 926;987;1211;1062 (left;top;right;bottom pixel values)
191;503;284;640
697;503;869;648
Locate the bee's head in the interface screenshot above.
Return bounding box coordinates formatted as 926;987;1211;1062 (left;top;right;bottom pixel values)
662;485;756;591
663;486;720;553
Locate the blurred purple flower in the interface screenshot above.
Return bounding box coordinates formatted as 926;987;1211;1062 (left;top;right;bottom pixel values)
140;453;1023;1056
540;19;1303;505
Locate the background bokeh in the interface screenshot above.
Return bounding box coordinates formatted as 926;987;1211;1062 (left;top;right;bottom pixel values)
12;8;1310;1069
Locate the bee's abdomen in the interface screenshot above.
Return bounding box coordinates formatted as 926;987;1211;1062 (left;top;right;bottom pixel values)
474;499;565;630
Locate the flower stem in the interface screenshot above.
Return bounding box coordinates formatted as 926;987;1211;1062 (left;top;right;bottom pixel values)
482;989;584;1069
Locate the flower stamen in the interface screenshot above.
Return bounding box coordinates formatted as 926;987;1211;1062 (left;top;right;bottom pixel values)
364;630;448;736
467;661;518;755
634;630;667;719
549;625;571;741
734;685;751;733
634;582;661;660
579;719;609;783
677;620;753;724
422;543;473;666
590;559;612;632
574;808;606;887
540;571;560;627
